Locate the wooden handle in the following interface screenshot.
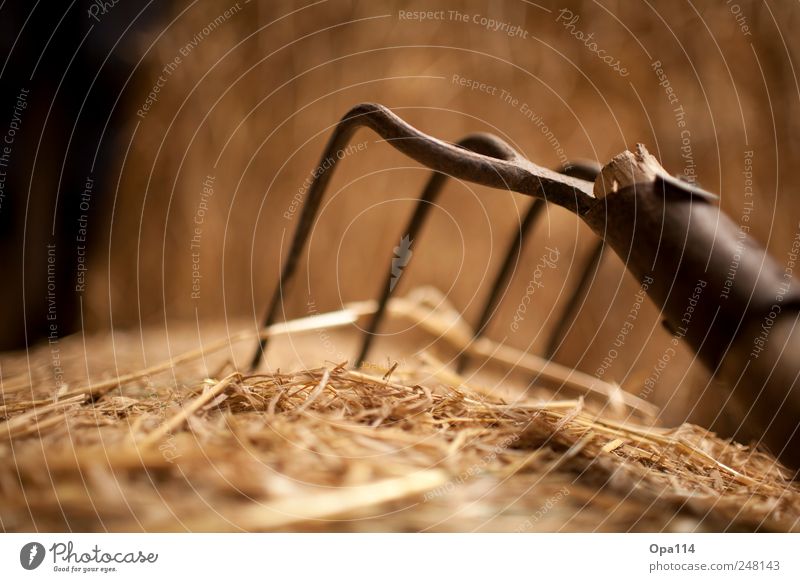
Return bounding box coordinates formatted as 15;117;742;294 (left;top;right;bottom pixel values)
583;163;800;474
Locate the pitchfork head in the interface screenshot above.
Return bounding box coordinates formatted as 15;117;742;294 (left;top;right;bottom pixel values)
248;103;800;473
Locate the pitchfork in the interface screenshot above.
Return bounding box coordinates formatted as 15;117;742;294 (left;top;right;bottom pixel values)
250;103;800;473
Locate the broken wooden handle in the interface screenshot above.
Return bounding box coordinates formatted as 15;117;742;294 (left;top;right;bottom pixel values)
583;161;800;474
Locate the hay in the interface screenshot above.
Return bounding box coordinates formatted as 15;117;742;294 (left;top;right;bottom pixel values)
1;291;798;532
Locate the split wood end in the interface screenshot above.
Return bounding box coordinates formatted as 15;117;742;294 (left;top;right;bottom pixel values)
594;144;668;199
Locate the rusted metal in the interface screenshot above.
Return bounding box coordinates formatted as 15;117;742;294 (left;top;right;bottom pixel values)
251;102;800;473
355;132;520;368
250;103;596;369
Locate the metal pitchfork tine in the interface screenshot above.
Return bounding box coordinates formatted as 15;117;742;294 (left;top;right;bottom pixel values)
354;131;521;369
250;102;598;371
251;102;800;474
354;142;602;372
453;161;605;373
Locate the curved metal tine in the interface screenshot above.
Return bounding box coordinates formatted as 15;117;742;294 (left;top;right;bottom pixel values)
249;103;558;371
558;159;603;183
355;133;520;368
543;160;604;361
544;238;604;359
455;198;544;374
455;160;603;374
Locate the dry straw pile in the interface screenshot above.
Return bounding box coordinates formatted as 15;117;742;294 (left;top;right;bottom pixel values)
1;292;798;532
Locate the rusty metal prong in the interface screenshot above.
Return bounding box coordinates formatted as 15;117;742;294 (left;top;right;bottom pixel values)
455;198;544;374
250;103;590;370
456;160;603;374
355;133;520;368
543;161;603;360
545;239;604;359
558;159;603;183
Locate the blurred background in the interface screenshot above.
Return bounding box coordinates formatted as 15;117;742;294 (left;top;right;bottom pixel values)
2;0;799;435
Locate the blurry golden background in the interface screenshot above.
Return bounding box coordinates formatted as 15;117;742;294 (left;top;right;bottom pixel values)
75;0;800;434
